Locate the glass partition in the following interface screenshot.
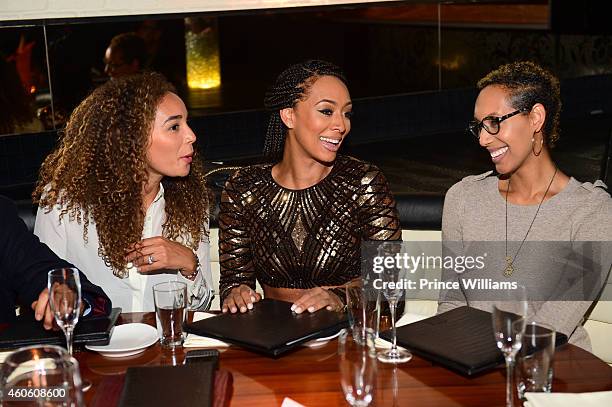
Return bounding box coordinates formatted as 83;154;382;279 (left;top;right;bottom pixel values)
0;24;50;136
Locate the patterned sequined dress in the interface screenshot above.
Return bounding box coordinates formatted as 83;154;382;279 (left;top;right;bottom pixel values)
219;155;401;301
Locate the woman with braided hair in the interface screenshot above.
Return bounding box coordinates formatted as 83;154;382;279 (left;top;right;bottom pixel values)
219;60;401;314
33;72;213;312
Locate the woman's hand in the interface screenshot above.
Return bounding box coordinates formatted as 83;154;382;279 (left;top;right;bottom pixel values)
291;287;343;314
222;285;262;314
125;237;195;275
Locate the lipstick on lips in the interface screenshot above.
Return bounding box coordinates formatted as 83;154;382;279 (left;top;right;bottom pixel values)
320;136;341;152
181;153;193;163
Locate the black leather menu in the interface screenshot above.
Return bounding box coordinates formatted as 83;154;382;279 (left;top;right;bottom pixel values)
185;299;348;356
118;363;215;407
380;306;567;376
0;307;121;349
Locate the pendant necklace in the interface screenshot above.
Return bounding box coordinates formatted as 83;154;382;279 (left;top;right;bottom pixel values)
504;167;557;277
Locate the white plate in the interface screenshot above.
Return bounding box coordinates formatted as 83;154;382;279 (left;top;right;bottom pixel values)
303;330;343;348
86;323;158;358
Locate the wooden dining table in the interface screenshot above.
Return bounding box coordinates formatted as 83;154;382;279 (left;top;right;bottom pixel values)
76;312;612;407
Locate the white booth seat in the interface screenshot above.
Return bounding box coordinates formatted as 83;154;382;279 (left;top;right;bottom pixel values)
208;227;611;364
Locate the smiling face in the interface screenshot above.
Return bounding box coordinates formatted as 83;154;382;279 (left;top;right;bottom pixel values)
145;92;196;180
281;75;352;164
474;85;538;175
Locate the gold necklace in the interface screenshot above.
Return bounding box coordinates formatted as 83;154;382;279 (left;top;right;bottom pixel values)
504;167;557;277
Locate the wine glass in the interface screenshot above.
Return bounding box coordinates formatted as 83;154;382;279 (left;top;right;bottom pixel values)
48;268;82;356
338;328;377;407
0;344;84;406
492;285;527;407
376;242;412;364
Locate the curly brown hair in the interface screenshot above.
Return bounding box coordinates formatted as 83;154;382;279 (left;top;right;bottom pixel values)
34;72;209;278
477;61;561;148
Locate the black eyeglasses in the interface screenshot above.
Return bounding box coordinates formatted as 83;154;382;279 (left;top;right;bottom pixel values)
468;109;529;139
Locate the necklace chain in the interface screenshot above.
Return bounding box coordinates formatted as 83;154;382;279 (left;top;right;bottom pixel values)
504;167;558;277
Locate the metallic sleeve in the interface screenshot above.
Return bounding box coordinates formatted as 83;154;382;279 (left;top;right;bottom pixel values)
218;172;257;302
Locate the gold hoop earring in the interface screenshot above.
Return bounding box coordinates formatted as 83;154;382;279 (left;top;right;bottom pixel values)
533;138;544;156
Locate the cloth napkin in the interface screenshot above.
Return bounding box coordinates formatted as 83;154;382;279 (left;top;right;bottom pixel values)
183;312;229;348
524;391;612;407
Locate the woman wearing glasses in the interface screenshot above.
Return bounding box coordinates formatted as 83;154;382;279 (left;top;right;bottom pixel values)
439;61;611;351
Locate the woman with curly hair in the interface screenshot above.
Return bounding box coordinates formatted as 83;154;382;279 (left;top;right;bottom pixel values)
219;60;401;314
33;72;213;312
439;61;611;351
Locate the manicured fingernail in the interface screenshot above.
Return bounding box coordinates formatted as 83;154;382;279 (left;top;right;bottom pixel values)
326;306;332;311
240;306;247;313
247;303;253;310
35;313;41;320
127;262;133;268
231;307;237;313
291;304;296;311
295;307;302;314
308;306;315;313
222;307;227;313
251;296;256;303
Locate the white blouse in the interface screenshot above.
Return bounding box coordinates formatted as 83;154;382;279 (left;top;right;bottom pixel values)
34;185;213;312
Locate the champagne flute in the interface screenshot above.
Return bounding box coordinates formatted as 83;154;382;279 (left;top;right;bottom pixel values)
376;243;412;364
338;328;377;407
48;268;82;356
492;285;527;407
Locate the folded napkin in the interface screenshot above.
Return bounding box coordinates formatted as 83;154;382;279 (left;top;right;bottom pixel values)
183;313;229;348
524;391;612;407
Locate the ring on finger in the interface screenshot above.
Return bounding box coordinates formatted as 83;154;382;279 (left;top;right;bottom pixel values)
147;254;154;265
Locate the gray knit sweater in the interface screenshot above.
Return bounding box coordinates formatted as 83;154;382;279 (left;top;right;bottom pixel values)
439;171;611;351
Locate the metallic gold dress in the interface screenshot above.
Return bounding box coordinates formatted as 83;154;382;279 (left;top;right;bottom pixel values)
219;155;401;301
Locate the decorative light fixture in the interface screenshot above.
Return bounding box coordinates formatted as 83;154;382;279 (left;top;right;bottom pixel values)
185;17;221;90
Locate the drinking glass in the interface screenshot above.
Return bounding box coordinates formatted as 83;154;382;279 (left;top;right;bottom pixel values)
153;281;188;349
376;243;412;364
48;268;82;356
346;280;381;343
338;328;377;407
0;345;84;406
492;285;527;407
517;322;556;399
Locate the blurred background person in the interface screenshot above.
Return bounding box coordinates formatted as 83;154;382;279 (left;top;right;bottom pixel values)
104;32;147;79
0;54;43;135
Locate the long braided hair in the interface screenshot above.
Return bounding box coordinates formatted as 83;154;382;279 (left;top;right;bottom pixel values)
263;60;347;161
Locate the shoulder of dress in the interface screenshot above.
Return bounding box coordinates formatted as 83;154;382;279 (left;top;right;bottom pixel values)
577;179;610;194
571;179;611;206
334;155;384;185
445;171;495;201
225;163;270;184
462;170;495;183
338;155;378;171
448;170;495;191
